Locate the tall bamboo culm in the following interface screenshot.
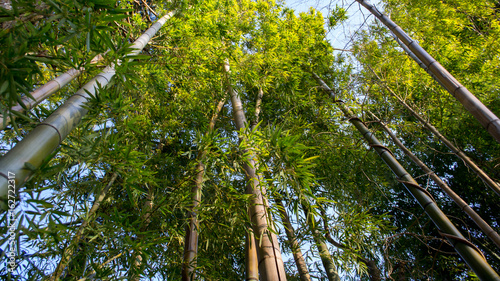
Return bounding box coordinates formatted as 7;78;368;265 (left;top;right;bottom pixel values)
368;68;500;197
312;73;500;281
0;12;174;210
369;112;500;250
0;54;104;130
355;0;500;143
224;60;287;281
182;98;225;281
276;200;311;281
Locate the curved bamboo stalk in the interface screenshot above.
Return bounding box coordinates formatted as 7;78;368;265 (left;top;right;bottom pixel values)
182;98;225;281
224;60;287;281
0;12;174;210
369;111;500;250
276;200;311;281
0;54;105;130
302;204;340;281
355;0;500;143
51;173;118;280
312;73;500;281
367;68;500;197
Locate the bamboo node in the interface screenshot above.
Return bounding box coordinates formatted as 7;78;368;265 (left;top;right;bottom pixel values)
38;122;63;143
438;231;487;261
369;143;396;158
397;179;436;203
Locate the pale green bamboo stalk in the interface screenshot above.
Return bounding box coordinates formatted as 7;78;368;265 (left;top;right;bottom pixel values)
224;60;287;281
369;111;500;250
0;54;105;130
367;68;500;197
312;73;500;281
355;0;500;143
0;12;174;210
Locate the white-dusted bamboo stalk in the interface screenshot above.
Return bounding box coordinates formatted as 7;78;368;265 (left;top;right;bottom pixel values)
355;0;500;143
0;12;174;210
369;111;500;250
368;68;500;197
0;54;105;130
224;60;287;281
312;72;500;281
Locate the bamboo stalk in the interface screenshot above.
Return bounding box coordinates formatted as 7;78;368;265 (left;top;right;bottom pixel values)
51;173;118;281
318;208;381;281
368;68;500;197
0;53;105;130
369;111;500;250
224;60;287;281
182;98;225;281
302;203;340;281
312;73;500;281
0;12;174;210
276;200;311;281
355;0;500;143
245;227;259;281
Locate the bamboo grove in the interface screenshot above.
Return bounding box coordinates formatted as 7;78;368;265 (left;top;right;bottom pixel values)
0;0;499;280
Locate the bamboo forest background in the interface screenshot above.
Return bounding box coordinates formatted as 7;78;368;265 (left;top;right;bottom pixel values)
1;0;499;280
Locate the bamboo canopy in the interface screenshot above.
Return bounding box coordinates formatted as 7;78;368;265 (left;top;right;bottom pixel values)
355;0;500;143
0;12;174;210
370;112;500;250
0;54;104;130
224;60;287;281
312;73;500;281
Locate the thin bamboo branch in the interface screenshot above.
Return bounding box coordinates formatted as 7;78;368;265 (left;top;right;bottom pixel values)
369;111;500;250
224;60;287;281
355;0;500;143
0;12;174;210
51;173;118;281
368;67;500;197
312;72;500;281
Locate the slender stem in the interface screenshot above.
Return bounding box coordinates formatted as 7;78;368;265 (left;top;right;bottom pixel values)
355;0;500;142
369;111;500;250
312;72;500;281
367;67;500;197
51;173;118;281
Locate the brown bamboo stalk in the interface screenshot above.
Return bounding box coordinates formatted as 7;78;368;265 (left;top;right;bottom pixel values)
224;60;287;281
51;173;118;281
369;111;500;250
0;12;174;210
0;54;105;130
182;98;225;281
368;68;500;197
312;72;500;281
355;0;500;143
276;200;311;281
